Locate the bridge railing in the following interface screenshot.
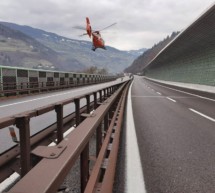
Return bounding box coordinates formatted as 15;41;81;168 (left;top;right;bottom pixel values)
0;78;116;97
0;79;131;193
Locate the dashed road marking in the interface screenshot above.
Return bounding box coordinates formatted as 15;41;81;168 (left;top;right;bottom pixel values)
156;92;161;95
149;81;215;102
189;108;215;122
166;97;176;103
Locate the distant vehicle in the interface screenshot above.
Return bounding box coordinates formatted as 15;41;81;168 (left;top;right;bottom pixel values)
74;17;116;51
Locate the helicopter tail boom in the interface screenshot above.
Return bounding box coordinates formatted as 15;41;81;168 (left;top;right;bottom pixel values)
86;17;92;38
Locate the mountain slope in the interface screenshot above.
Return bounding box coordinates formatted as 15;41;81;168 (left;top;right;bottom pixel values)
0;23;62;69
1;22;143;73
124;32;180;74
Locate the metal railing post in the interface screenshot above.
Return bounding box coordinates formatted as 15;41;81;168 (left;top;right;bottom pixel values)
110;86;113;95
107;87;110;97
81;145;89;193
99;90;102;102
96;123;102;157
93;91;102;156
15;115;31;177
74;98;80;126
75;97;88;192
55;104;64;143
104;114;109;133
86;95;90;113
103;89;106;99
93;92;97;109
80;95;92;193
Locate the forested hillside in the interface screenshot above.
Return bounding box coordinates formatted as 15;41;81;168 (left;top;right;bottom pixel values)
124;32;180;73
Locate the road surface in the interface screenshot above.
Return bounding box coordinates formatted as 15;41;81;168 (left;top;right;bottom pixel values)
130;76;215;193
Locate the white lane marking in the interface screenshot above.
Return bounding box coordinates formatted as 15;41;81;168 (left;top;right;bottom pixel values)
189;108;215;122
0;84;108;108
149;81;215;102
0;173;20;192
156;92;161;95
166;97;176;103
48;126;75;146
126;82;146;193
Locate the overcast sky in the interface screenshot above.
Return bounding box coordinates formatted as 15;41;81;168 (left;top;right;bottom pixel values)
0;0;214;50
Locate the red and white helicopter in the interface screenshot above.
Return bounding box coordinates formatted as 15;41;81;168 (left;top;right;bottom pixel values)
75;17;116;51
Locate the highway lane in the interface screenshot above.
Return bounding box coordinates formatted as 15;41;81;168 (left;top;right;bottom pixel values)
0;78;127;118
0;78;127;153
143;79;215;119
131;76;215;193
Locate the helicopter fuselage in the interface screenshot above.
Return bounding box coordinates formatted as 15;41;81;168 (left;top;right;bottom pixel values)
92;32;106;51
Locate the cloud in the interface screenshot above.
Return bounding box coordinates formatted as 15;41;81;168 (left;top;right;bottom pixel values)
0;0;214;50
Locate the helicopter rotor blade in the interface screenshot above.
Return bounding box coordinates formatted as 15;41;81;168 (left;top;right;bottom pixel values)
79;33;88;37
73;26;86;31
96;22;117;32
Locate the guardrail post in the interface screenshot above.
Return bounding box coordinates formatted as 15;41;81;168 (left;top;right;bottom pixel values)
104;113;109;134
107;88;110;97
111;86;113;94
75;97;90;192
80;95;91;193
106;88;109;97
97;125;102;157
114;85;118;92
74;98;80;126
93;91;102;156
55;104;64;143
99;90;102;102
106;88;108;98
93;92;97;109
103;89;106;99
15;115;31;177
86;95;90;113
80;137;89;193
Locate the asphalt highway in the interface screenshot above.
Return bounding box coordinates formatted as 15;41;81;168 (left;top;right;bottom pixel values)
131;76;215;193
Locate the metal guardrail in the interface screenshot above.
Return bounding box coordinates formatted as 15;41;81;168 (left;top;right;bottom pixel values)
85;79;128;193
0;78;116;97
0;79;131;192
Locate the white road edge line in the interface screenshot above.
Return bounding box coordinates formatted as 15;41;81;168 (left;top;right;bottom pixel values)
0;81;116;108
0;88;90;108
189;108;215;122
166;97;176;103
126;82;146;193
156;92;161;95
149;81;215;102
